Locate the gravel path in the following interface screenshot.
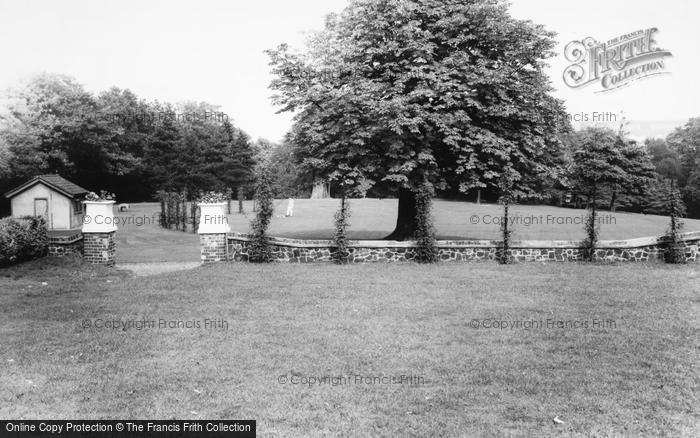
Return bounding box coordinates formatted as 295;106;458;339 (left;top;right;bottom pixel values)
117;262;201;276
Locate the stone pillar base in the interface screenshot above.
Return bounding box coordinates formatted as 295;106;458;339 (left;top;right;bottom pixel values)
83;232;116;266
200;233;227;263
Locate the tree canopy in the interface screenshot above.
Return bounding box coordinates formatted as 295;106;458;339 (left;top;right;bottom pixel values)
268;0;570;238
0;73;257;203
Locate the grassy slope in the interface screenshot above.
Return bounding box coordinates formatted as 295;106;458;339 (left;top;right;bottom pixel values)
249;199;700;240
1;258;698;436
114;200;700;262
127;199;700;241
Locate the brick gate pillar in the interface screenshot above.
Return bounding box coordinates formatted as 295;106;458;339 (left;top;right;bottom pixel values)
82;200;117;266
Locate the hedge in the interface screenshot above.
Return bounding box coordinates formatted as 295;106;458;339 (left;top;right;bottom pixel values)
0;216;49;267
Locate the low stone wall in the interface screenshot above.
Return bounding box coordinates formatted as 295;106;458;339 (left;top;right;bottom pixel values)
47;232;84;257
197;231;700;264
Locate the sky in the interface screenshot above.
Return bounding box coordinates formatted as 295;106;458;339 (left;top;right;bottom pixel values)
0;0;697;142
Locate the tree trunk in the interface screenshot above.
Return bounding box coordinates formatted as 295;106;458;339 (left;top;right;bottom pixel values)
609;189;617;212
384;188;418;240
237;187;244;213
476;189;481;204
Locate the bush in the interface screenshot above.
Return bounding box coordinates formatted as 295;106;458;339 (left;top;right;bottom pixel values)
0;216;48;266
332;198;351;264
248;169;274;263
582;206;599;262
498;171;516;265
664;184;687;264
414;183;438;263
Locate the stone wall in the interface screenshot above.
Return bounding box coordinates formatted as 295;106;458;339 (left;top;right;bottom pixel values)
196;232;700;264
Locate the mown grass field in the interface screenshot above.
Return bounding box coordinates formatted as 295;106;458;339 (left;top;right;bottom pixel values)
1;258;698;437
115;200;700;263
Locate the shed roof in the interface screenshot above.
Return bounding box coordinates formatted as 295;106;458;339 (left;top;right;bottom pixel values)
4;174;89;199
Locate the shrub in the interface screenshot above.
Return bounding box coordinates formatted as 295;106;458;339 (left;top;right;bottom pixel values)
0;216;48;266
332;197;351;264
498;171;516;265
664;183;686;264
582;205;599;262
414;183;438;263
249;169;274;263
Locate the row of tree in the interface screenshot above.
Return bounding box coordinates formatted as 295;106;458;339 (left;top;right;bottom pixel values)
0;73;259;213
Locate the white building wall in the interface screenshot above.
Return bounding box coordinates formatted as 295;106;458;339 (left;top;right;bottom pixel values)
10;183;73;230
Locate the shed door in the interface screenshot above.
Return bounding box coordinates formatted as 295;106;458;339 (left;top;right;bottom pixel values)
34;198;49;223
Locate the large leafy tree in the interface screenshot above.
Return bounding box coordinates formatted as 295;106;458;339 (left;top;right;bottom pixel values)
267;142;312;198
217;119;256;194
569;127;655;253
645;137;681;181
268;0;568;239
93;87;155;199
143;102;183;191
569;128;655;205
0;74;127;183
1;74;258;203
666;118;700;217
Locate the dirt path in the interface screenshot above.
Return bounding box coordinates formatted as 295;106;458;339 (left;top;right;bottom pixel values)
117;261;201;277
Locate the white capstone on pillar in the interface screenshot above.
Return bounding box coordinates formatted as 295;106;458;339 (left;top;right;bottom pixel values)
82;201;118;233
198;202;230;263
198;202;230;234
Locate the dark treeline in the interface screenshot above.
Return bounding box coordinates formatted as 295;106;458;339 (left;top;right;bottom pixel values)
0;73;260;214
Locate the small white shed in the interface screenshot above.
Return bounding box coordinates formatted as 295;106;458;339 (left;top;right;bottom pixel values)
4;175;88;230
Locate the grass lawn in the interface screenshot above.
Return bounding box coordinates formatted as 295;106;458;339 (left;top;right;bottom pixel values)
114;203;200;263
227;198;700;240
1;258;698;436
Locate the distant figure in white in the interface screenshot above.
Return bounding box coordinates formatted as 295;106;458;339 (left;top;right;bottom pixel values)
285;198;294;217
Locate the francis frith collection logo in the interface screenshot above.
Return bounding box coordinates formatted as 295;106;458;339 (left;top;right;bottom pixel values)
563;28;672;92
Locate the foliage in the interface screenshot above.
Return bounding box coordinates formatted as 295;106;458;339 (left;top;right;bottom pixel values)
267;142;312;198
643;178;687;216
331;198;351;264
248;169;274;263
582;207;599;262
645;138;681;181
666;118;700;186
664;183;686;264
498;170;516;264
568;127;655;260
0;73;257;203
413;182;438;263
198;191;229;204
157;191;190;232
0;216;48;266
666;118;700;218
682;170;700;219
267;0;570;238
85;190;115;202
